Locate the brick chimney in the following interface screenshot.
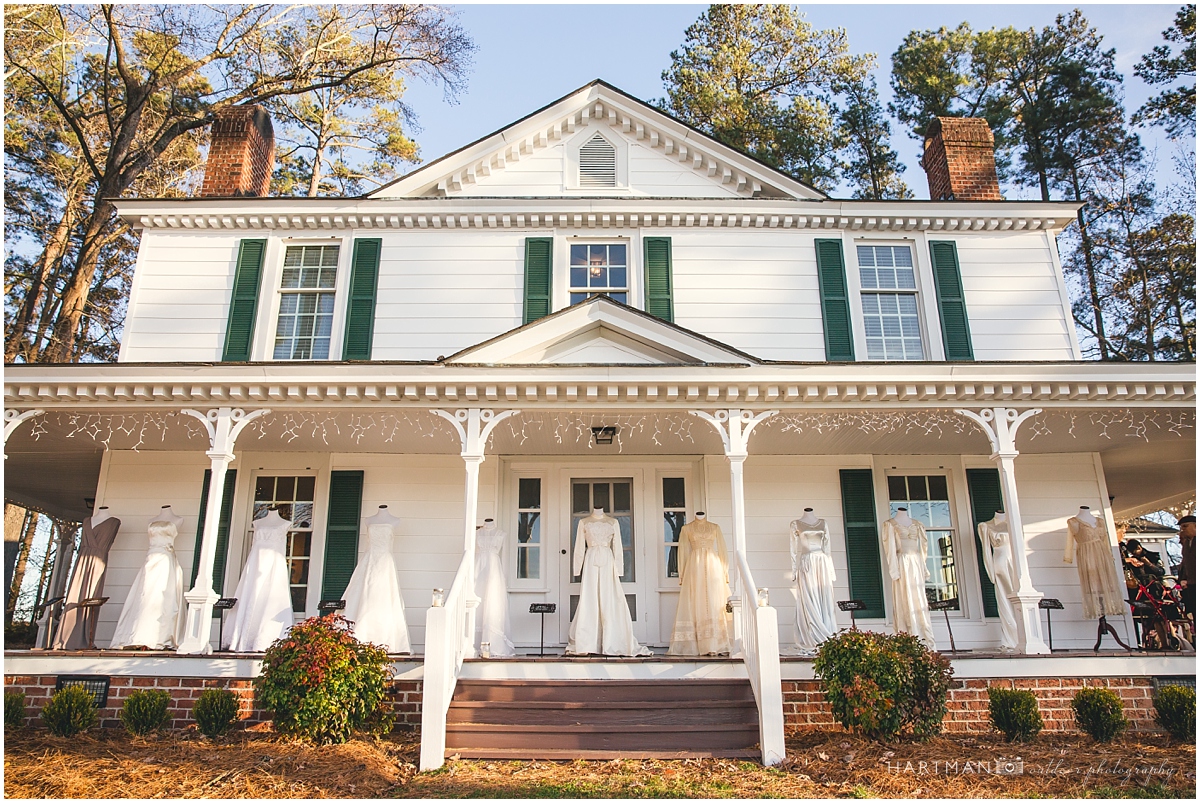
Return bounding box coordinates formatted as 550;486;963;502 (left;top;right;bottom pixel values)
200;105;275;197
920;117;1002;201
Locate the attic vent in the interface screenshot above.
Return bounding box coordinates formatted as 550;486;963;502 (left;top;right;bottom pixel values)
579;134;616;187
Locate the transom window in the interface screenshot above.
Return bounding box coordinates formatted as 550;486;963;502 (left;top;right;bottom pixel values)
273;245;339;360
888;474;958;610
570;244;627;305
858;244;923;361
515;478;541;580
252;475;316;613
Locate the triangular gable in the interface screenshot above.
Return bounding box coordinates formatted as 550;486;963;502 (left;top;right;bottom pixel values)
445;295;759;365
370;79;825;201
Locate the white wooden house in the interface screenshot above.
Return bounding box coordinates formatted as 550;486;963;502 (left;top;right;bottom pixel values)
4;81;1194;765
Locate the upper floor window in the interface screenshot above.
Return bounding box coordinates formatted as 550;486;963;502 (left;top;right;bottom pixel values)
274;245;339;359
570;243;627;305
578;133;617;187
857;244;924;360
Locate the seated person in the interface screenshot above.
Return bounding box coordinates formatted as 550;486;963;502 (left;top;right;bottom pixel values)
1124;538;1166;593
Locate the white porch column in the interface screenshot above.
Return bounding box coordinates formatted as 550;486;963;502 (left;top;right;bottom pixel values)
432;408;517;658
177;407;269;654
956;407;1051;655
690;410;777;637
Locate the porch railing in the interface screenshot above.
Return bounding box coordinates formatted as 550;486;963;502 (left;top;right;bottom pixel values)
734;549;786;766
419;550;473;771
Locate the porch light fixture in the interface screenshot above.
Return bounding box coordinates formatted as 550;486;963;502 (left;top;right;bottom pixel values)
591;426;617;445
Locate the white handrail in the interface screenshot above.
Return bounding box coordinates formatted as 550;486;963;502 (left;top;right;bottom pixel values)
419;550;472;770
734;550;786;766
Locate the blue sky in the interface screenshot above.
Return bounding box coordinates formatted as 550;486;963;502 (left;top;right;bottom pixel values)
400;3;1191;199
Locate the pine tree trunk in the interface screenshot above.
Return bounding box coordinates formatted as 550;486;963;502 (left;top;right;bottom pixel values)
1071;170;1110;360
41;199;115;362
6;511;39;625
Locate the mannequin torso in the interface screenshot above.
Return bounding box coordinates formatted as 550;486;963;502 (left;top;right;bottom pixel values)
91;507;113;526
150;506;184;528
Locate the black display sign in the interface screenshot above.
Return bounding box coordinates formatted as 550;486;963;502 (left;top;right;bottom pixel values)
837;600;867;612
1038;598;1063;610
529;603;557;614
214;598;238;609
318;599;347;613
929;597;959;612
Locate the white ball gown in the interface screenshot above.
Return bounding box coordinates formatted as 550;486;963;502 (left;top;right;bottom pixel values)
222;512;294;652
474;526;515;657
567;513;650;656
110;519;185;649
883;517;936;648
341;522;411;653
791;518;840;650
668;519;732;655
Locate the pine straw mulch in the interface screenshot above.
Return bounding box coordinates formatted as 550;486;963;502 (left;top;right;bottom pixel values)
3;726;1196;799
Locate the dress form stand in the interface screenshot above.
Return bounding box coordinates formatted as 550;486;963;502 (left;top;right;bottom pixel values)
474;518;515;657
668;512;732;656
1065;505;1132;652
789;508;838;652
110;506;187;650
883;507;936;648
341;505;410;653
978;511;1019;652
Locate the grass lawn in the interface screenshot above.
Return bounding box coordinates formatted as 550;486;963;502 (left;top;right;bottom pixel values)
3;727;1194;798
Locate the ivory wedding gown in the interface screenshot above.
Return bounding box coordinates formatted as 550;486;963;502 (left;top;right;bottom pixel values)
222;514;293;652
567;514;650;656
1065;516;1126;618
979;519;1019;651
342;522;411;653
110;520;185;649
668;519;732;655
474;527;515;657
883;517;936;647
791;519;839;649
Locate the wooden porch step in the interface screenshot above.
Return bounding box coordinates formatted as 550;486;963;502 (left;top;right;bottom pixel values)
451;678;755;703
447;699;756;726
445;747;763;761
444;722;760;751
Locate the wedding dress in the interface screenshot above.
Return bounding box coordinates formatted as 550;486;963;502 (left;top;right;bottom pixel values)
53;515;121;650
978;518;1019;651
668;518;731;655
567;511;650;656
341;522;411;653
222;511;293;652
474;525;515;657
791;518;839;649
882;516;936;647
109;519;185;649
1065;516;1126;618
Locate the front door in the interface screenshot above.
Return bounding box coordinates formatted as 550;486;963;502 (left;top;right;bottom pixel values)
561;477;646;644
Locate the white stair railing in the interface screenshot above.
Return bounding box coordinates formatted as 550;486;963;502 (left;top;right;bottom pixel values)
419;551;473;771
734;550;786;766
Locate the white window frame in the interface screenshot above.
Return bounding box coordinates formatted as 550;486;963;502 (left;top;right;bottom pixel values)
844;233;946;362
554;233;640;312
656;469;695;591
564;125;630;194
253;236;352;361
503;466;551;592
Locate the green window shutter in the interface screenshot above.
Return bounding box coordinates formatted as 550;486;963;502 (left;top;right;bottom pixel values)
523;237;553;324
190;469;238;609
839;469;885;618
966;468;1004;618
222;239;267;361
815;239;855;361
929;241;975;361
321;470;364;601
342;238;382;360
643;237;674;322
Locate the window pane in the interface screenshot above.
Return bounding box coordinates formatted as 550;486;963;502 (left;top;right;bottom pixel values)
593;483;610;513
519;478;541;509
518;546;540;580
589;244;607;264
291;502;313;529
662;477;686;509
571;266;586;287
284;248;302;267
518;512;541;544
856;245;875;267
888;475;907;501
907;476;928;501
281;268;301;288
296;476;316;500
589;266;608;287
610;293;627;304
276;476;296;500
613;482;631;512
608;267;627;288
570;292;587;305
573;482;590;515
928;475;948;500
609;244;626;264
570;245;587;265
860;268;878;289
302;247;321;267
290;586;306;612
255;476;275;501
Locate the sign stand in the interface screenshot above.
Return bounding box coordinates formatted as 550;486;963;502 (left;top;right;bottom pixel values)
837;599;866;630
1039;598;1063;651
214;598;237;650
929;598;964;653
528;603;556;656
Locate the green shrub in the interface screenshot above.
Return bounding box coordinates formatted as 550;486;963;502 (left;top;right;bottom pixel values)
120;689;172;736
41;685;97;737
193;688;240;738
1071;687;1127;742
813;629;954;741
988;687;1044;742
5;690;27;730
255;614;394;744
1152;685;1196;742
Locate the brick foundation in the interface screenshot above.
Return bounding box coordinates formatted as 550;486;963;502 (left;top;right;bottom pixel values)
783;676;1166;735
5;674;423;732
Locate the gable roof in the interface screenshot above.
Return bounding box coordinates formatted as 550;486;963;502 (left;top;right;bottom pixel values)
369;79;827;202
444;294;760;366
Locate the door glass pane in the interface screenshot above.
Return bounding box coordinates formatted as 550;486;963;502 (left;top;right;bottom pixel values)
592;484;609;514
662;478;687;579
573;482;590;515
571;480;634;583
250;475;316;613
517;478;542;580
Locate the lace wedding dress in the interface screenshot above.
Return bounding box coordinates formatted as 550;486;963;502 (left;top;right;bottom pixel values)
110;520;185;649
222;513;294;652
342;522;411;653
567;514;650;656
1065;516;1126;618
791;519;839;649
474;527;515;657
668;519;732;655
